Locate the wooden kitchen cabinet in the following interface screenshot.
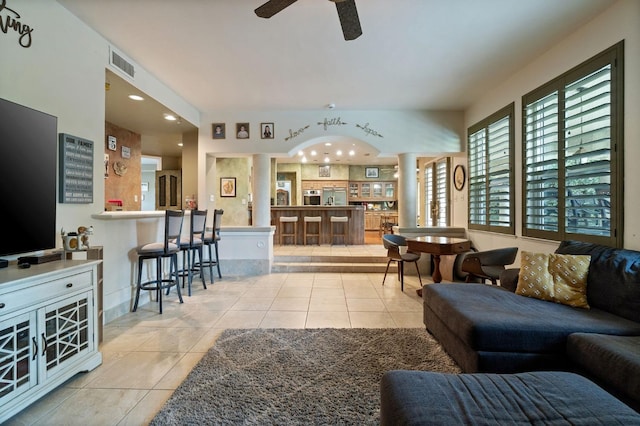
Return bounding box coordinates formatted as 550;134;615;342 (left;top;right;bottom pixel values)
348;181;396;201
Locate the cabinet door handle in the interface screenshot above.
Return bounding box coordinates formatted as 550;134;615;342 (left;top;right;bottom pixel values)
66;283;73;288
41;333;48;356
32;336;38;361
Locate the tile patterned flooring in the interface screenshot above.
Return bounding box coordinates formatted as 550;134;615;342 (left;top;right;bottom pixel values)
6;244;428;425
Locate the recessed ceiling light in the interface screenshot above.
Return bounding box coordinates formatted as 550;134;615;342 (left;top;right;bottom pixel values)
325;142;332;146
301;156;307;163
324;157;330;163
311;150;317;156
164;114;177;121
336;150;342;156
298;150;304;156
349;150;355;156
128;94;144;101
178;143;183;147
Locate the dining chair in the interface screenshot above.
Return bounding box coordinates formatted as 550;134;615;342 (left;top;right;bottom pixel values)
461;247;518;285
382;234;423;292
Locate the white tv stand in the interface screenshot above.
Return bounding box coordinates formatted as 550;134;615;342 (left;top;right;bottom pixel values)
0;260;102;422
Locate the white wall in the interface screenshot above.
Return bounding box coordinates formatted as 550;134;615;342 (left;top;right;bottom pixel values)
1;0;105;239
1;0;200;320
457;0;640;256
197;109;465;216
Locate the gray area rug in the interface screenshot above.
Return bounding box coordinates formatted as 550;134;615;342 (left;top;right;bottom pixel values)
151;328;460;425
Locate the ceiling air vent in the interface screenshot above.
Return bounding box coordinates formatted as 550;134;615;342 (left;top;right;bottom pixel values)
109;47;135;79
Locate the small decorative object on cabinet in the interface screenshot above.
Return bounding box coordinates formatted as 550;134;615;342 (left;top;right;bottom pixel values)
0;260;102;422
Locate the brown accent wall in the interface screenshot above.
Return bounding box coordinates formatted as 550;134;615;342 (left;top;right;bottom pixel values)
104;121;141;210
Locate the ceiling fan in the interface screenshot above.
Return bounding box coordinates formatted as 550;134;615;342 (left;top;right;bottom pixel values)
255;0;362;41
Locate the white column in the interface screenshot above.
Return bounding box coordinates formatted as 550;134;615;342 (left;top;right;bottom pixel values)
398;153;417;228
252;154;271;227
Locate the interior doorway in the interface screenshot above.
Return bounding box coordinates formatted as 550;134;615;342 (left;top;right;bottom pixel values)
276;172;297;205
141;156;161;211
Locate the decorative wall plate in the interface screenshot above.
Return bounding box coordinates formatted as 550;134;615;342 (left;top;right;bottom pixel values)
113;161;128;176
453;165;466;191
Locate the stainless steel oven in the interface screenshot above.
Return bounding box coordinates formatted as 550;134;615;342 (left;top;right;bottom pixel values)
303;190;321;206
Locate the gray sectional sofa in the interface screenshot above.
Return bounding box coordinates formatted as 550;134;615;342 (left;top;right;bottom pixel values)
423;240;640;374
380;240;640;423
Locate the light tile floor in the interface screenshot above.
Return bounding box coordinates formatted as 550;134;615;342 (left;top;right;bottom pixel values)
7;244;428;425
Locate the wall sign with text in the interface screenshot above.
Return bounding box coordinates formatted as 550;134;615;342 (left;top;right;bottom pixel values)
59;133;94;203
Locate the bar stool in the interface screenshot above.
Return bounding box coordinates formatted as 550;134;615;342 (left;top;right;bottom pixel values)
379;213;398;236
303;216;322;246
196;209;223;282
174;209;207;296
330;216;349;246
279;216;298;245
133;210;184;314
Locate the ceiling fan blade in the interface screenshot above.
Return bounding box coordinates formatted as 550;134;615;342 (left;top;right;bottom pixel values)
334;0;362;40
255;0;298;18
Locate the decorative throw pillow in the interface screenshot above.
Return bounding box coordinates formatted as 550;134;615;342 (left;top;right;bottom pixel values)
516;251;591;308
548;253;591;308
517;252;555;302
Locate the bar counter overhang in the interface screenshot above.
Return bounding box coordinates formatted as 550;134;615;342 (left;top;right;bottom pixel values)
251;205;365;245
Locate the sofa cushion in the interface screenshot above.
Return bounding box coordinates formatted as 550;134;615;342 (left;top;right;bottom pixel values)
380;370;640;425
567;333;640;412
556;240;640;322
516;252;590;308
423;283;640;354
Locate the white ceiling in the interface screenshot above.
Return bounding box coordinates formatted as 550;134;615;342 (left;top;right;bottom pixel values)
59;0;615;161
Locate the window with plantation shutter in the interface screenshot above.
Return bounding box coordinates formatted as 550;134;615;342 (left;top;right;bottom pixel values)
424;158;449;226
425;166;434;225
435;160;448;227
524;92;559;232
468;104;515;234
522;42;623;247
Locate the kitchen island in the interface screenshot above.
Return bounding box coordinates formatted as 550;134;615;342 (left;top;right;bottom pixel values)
251;205;365;245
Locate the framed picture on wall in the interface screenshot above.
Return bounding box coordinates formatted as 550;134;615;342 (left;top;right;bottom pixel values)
319;165;331;177
365;167;379;178
261;122;274;139
220;177;236;197
212;123;226;139
236;123;250;139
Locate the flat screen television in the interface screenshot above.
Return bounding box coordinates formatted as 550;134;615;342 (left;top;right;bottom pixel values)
0;98;57;258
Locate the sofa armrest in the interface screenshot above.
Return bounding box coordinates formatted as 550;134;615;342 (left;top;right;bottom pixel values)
499;268;520;292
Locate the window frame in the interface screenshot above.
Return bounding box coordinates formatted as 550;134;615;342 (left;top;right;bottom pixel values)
467;103;515;235
521;41;624;247
424;158;450;227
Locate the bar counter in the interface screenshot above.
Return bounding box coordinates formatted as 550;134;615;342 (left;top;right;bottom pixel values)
252;205;365;245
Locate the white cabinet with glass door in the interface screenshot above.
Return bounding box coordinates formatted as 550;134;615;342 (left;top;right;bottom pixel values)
0;261;102;423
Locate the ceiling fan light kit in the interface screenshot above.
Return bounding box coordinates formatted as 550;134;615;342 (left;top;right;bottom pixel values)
255;0;362;41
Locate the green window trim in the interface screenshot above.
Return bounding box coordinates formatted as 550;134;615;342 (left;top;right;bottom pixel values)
468;103;515;234
522;41;624;248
